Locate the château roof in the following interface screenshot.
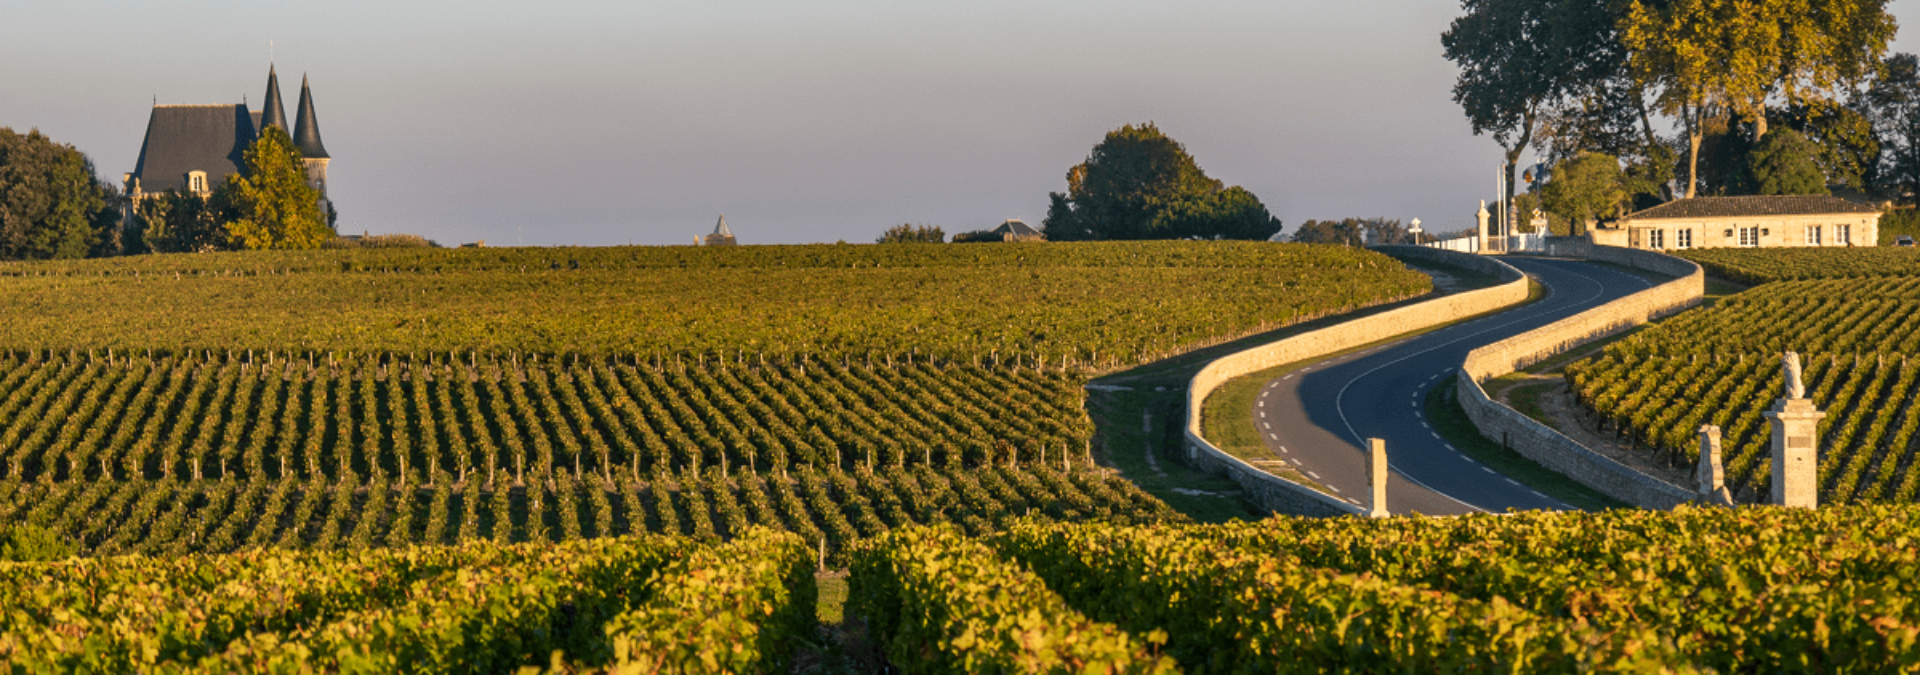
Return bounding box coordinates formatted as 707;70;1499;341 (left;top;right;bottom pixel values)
292;74;328;159
991;219;1040;237
1621;195;1882;221
713;214;733;237
259;65;289;132
129;104;257;194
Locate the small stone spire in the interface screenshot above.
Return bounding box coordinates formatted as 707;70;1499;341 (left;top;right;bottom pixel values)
260;65;290;132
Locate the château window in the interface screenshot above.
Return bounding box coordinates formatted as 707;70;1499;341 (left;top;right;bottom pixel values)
187;171;208;194
1738;226;1759;247
1647;229;1664;249
1807;225;1823;246
1676;228;1693;249
1837;224;1852;245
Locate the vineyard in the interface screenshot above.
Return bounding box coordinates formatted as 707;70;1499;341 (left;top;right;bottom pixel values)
0;527;816;671
1679;247;1920;284
4;507;1913;671
1565;272;1920;504
0;349;1179;561
0;240;1433;559
0;241;1429;366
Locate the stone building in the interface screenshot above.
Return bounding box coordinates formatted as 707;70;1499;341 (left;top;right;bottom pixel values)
1589;195;1881;250
990;218;1044;242
123;66;333;223
697;215;738;246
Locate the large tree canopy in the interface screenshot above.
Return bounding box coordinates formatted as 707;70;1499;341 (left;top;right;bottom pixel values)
1541;153;1631;234
1862;53;1920;200
1748;128;1832;195
1042;123;1281;241
1443;0;1627;211
0;128;121;260
218;126;331;250
1621;0;1895;197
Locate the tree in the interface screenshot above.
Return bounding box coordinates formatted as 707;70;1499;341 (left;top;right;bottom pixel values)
876;224;945;243
1860;53;1920;201
1289;218;1364;245
1043;123;1281;241
1622;0;1895;197
1444;0;1627;215
1541;153;1630;234
1777;100;1877;190
217;125;331;250
132;190;228;254
0;128;121;260
1748;128;1831;195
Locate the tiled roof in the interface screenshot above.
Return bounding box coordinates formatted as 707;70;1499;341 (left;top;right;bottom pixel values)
1621;195;1881;221
129;104;256;194
992;219;1040;237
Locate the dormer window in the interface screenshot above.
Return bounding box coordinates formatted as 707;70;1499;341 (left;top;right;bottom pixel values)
186;171;208;194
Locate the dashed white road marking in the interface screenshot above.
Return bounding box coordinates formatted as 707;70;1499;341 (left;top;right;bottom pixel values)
1261;421;1271;430
1481;467;1497;474
1259;411;1266;419
1429;431;1442;439
1306;471;1322;479
1283;374;1294;380
1504;478;1522;486
1258;400;1265;408
1279;446;1289;453
1329;485;1343;493
1530;490;1549;498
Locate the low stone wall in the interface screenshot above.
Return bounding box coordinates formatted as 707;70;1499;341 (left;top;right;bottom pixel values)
1184;246;1530;517
1455;245;1704;508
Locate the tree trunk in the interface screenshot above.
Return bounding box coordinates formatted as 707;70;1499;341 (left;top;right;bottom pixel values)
1687;130;1702;199
1685;102;1703;199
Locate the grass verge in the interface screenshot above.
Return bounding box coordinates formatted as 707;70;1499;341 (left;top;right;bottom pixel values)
1422;379;1627;512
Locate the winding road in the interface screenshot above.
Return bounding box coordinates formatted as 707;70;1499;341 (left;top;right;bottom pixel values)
1253;257;1657;516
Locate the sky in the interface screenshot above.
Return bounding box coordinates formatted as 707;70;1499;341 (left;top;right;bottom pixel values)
6;1;1920;246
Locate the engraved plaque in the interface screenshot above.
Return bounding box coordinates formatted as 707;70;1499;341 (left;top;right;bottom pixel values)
1789;436;1812;449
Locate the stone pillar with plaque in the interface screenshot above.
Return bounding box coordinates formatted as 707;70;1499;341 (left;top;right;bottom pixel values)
1763;352;1824;509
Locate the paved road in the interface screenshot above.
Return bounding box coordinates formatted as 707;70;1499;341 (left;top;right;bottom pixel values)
1253;257;1655;515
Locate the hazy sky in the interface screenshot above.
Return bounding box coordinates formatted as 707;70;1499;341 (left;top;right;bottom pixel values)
6;1;1920;245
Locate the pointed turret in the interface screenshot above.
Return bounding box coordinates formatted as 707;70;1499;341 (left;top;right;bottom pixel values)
714;215;732;237
292;74;329;158
260;65;290;132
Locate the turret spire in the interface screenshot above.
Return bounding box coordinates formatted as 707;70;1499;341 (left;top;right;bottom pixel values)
292;74;329;158
260;65;289;132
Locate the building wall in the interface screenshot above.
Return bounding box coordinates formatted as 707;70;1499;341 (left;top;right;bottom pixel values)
1599;212;1880;251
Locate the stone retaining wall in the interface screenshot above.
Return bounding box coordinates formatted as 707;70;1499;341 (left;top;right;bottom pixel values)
1455;246;1704;508
1184;246;1530;517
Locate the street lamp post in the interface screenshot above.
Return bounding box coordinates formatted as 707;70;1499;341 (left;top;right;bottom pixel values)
1408;218;1423;245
